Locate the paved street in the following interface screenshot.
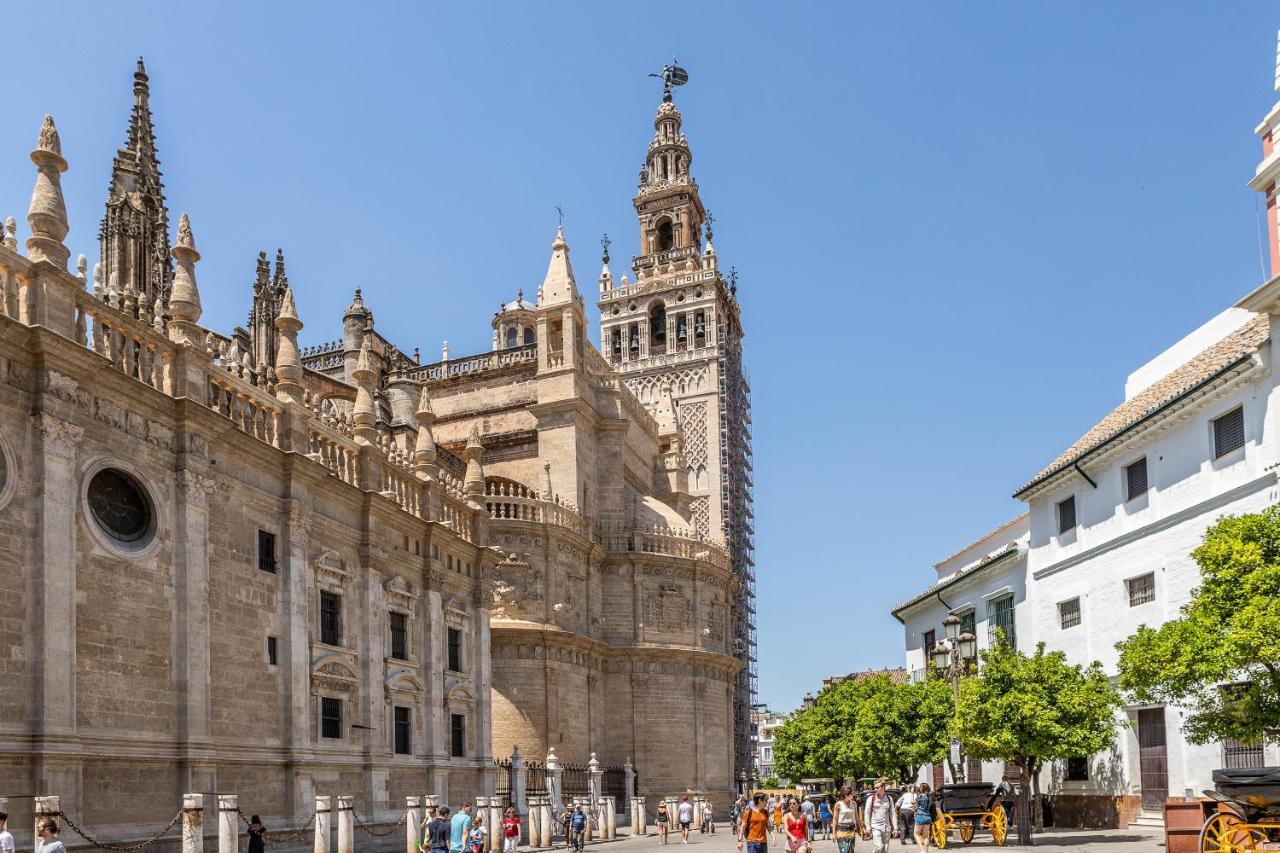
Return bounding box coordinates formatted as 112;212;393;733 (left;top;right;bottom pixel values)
590;825;1165;853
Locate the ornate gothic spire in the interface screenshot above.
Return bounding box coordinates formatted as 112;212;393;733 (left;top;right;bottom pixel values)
99;58;172;309
168;213;203;346
273;288;304;404
537;225;579;307
412;384;438;480
27;115;70;269
463;425;486;500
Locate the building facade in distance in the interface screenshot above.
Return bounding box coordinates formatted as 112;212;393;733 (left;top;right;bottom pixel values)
0;61;748;845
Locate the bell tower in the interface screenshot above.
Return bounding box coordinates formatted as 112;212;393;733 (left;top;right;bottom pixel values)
596;63;757;784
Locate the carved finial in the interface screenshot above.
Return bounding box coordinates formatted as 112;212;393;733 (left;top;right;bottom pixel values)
134;57;149;100
76;254;87;281
176;212;195;251
274;288;304;403
273;247;288;290
542;461;553;501
704;211;714;243
92;260;104;297
442;340;450;361
2;217;15;251
253;250;269;292
463;425;486;500
413;346;420;364
352;339;377;444
517;288;524;303
413;382;438;480
27;115;70;269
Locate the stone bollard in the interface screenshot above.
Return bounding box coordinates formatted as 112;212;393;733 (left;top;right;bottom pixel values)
539;797;554;849
631;797;646;837
423;794;439;821
691;796;703;831
315;796;332;853
604;796;615;839
475;798;490;852
524;796;538;848
183;794;204;853
407;796;422;853
488;797;503;853
218;795;238;853
35;796;59;850
337;796;354;853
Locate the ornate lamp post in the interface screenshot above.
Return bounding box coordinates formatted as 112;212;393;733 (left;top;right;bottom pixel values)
930;614;977;782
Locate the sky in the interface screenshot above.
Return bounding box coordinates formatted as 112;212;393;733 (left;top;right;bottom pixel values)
3;2;1278;714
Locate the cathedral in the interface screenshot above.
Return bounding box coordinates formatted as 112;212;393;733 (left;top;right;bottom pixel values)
0;59;755;840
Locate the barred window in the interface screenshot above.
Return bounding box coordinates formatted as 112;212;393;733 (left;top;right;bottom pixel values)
989;595;1016;649
1127;573;1155;607
394;706;412;755
448;627;463;672
1223;738;1264;769
1057;496;1076;534
389;612;408;661
1214;407;1245;458
320;592;342;646
450;713;466;758
258;529;277;573
1059;597;1081;630
321;697;342;739
1125;458;1148;502
266;636;278;666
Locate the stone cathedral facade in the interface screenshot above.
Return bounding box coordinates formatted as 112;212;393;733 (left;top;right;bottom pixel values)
0;61;753;840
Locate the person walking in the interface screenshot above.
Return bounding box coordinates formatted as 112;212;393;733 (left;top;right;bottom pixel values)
731;795;746;836
469;815;487;853
570;805;588;852
800;798;815;842
0;811;15;853
737;793;770;853
35;819;65;853
501;807;521;853
451;804;474;853
247;816;267;853
816;798;832;841
771;799;784;840
832;786;860;853
911;785;936;853
784;799;809;853
427;808;452;853
896;787;916;847
677;796;694;845
656;801;670;845
702;801;714;834
861;780;897;853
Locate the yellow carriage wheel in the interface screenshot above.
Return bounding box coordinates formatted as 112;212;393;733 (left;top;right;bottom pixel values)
958;822;975;844
932;818;947;849
1199;813;1266;853
988;807;1008;847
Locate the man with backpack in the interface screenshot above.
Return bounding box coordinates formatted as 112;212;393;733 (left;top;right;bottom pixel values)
862;779;898;853
737;793;770;853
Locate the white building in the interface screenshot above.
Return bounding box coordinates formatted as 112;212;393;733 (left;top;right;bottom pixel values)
752;708;790;783
893;30;1280;830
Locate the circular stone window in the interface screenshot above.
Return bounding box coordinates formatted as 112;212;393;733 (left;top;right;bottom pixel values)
87;468;153;545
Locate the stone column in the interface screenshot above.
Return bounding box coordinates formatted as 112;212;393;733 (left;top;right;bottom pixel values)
422;794;439;819
691;796;703;830
183;794;204;853
539;798;554;849
511;746;528;818
631;797;646;837
525;796;540;848
587;754;602;806
602;797;615;839
337;796;354;853
283;508;314;818
545;748;562;813
218;795;238;853
175;468;215;796
314;795;331;853
34;796;59;849
360;544;390;815
406;796;422;853
579;798;593;844
488;797;502;852
475;797;489;848
622;761;635;809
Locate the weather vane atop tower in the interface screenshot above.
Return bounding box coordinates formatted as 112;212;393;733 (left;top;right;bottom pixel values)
649;58;689;103
601;233;612;264
555;204;565;228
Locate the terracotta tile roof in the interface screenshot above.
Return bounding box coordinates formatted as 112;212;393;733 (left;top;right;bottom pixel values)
1014;313;1271;498
932;513;1028;569
890;543;1022;618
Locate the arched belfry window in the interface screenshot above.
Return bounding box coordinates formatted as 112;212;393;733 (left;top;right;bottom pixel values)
656;219;674;252
649;302;667;354
505;327;518;349
523;327;535;346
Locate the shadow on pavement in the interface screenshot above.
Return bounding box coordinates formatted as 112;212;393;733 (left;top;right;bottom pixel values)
1034;834;1158;846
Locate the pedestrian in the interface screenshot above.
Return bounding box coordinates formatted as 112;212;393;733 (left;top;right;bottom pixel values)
832;786;860;853
911;785;936;853
731;795;746;836
427;808;452;853
677;796;694;845
861;780;897;853
656;800;670;845
570;805;588;852
247;815;267;853
771;799;784;840
469;816;488;853
502;807;521;853
896;786;916;847
737;792;769;853
800;798;814;842
35;818;66;853
703;801;714;834
816;799;832;841
0;811;14;853
451;804;474;853
784;799;809;853
765;796;777;837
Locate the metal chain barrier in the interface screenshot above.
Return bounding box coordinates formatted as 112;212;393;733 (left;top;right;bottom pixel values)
352;809;408;837
275;811;317;842
59;809;183;852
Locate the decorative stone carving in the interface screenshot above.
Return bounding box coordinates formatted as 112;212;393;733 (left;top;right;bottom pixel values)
383;574;416;612
645;584;691;631
313;549;350;588
36;413;82;457
311;654;359;695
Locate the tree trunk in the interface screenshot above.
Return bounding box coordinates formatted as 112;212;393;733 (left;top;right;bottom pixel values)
1015;760;1034;846
1030;760;1044;831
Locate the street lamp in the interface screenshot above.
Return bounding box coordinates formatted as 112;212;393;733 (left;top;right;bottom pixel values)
930;616;977;783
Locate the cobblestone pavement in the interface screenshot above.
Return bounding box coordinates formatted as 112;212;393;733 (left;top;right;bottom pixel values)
601;825;1164;852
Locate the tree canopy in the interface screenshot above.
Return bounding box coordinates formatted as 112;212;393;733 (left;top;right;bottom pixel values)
1117;506;1280;744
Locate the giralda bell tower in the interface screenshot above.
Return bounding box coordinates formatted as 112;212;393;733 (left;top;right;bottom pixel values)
597;64;757;783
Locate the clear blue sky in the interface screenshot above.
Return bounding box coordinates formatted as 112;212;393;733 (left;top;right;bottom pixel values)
3;3;1277;713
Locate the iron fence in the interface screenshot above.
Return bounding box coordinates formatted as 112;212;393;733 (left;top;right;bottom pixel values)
527;762;548;796
562;763;590;799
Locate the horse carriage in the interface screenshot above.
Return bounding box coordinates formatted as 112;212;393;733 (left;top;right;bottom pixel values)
1199;767;1280;852
930;782;1008;848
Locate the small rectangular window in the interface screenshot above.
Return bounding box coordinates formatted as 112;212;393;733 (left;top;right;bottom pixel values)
390;612;408;661
1214;407;1246;458
394;706;412;755
258;530;277;573
1125;458;1148;502
448;627;463;672
1057;496;1077;535
922;629;936;656
1065;757;1089;781
450;713;466;757
1127;573;1155;607
266;636;278;666
321;697;342;739
1058;597;1081;630
320;591;342;646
